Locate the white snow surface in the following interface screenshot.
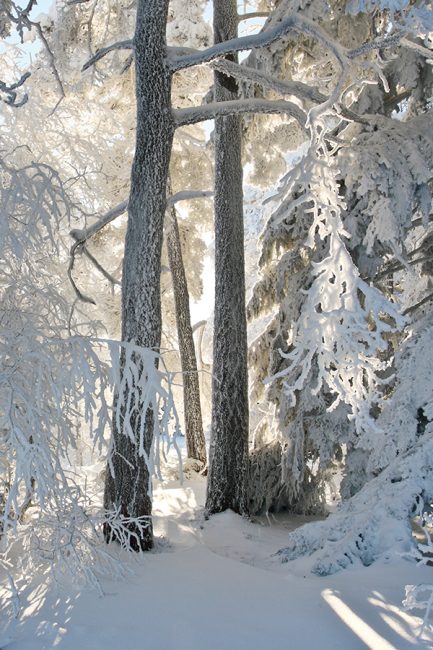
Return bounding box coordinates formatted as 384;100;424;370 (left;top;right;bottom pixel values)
2;473;433;650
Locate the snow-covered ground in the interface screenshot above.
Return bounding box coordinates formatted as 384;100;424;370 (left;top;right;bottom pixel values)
2;470;433;650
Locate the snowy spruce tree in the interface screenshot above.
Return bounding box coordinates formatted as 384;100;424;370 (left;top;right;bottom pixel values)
239;0;433;571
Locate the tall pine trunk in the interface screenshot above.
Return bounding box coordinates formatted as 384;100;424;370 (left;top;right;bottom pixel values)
104;0;174;551
166;205;207;465
206;0;249;515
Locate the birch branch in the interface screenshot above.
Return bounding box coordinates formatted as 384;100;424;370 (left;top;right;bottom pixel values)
174;98;307;127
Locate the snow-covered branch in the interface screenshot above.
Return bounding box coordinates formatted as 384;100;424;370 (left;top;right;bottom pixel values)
169;13;346;72
174;98;307;127
211;59;367;124
70;200;128;243
70;190;212;246
212;58;324;102
68;188;213;303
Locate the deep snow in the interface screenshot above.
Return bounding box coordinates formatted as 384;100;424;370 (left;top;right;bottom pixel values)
1;473;433;650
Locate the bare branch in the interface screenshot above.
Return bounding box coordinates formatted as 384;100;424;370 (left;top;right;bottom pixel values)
372;253;433;282
174;98;307;127
82;40;133;71
400;37;433;60
213;58;323;101
237;12;269;23
167;190;213;206
0;72;30;107
167;46;201;57
32;21;65;99
82;247;121;286
409;213;433;230
68;187;212;302
403;291;433;316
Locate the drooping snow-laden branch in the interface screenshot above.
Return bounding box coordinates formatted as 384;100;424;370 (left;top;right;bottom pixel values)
0;329;181;603
0;72;30;107
174;98;307;127
257;18;410;447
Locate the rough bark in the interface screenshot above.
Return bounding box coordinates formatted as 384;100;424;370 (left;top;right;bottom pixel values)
206;0;249;515
166;205;207;465
104;0;174;551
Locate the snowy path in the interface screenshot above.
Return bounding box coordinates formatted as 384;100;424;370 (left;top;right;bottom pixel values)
2;476;433;649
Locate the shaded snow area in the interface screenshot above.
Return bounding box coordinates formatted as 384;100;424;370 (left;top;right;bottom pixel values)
2;474;433;650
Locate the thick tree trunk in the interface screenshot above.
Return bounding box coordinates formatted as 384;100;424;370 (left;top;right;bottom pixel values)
166;206;207;465
104;0;174;551
206;0;249;515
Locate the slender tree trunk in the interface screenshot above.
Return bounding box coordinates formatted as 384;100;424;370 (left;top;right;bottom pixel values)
206;0;249;515
166;205;207;465
104;0;174;551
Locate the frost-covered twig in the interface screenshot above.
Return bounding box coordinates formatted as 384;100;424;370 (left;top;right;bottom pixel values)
0;72;30;107
81;39;134;71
